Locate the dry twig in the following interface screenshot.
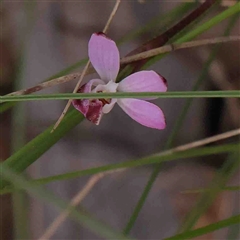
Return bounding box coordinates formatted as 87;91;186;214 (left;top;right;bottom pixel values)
38;170;123;240
38;174;103;240
164;128;240;154
120;36;240;65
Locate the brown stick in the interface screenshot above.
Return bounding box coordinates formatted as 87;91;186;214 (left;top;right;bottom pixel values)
123;0;217;72
120;36;240;65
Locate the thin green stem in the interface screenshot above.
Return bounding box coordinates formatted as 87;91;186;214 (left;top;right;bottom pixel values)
1;91;239;102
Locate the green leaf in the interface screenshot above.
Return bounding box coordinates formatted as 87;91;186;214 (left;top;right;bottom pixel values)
165;214;240;240
1;91;240;102
0;164;135;240
1;143;239;194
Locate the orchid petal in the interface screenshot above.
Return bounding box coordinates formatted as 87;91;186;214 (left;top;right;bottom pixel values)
88;32;120;82
118;99;166;130
118;71;167;99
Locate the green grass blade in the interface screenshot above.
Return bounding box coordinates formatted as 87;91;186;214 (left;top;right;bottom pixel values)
1;91;240;102
0;109;84;189
1;143;238;195
165;214;240;240
0;164;134;240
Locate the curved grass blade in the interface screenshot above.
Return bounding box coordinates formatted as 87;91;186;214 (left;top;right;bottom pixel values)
165;214;240;240
1;142;239;195
0;164;134;240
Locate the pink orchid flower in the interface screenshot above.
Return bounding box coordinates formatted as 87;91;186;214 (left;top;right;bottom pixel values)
73;32;167;130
